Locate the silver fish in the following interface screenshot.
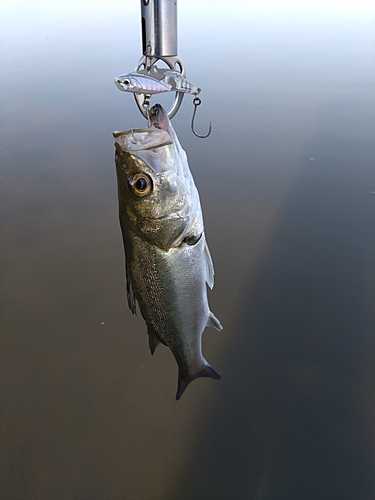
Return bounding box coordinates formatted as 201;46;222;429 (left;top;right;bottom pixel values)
113;104;222;400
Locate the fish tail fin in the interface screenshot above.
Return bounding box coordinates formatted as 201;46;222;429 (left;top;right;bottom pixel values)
176;363;221;401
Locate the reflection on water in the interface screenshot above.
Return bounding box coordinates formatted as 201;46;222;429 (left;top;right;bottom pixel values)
1;4;375;499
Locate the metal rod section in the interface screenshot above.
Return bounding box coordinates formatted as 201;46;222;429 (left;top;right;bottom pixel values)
141;0;178;57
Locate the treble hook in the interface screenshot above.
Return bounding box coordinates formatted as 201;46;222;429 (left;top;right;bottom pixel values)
191;97;212;138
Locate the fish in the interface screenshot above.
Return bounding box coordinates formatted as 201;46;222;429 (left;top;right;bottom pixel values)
113;104;222;400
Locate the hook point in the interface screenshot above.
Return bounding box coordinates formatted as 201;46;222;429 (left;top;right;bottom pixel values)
191;97;212;138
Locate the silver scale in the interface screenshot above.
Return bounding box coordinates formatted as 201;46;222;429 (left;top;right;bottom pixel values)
114;0;211;138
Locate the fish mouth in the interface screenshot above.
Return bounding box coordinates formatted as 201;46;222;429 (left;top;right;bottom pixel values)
113;128;172;154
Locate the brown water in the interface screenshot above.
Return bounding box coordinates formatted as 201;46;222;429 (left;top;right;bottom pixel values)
1;4;375;499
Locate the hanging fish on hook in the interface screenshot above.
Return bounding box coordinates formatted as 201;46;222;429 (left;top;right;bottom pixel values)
113;104;222;400
115;68;201;95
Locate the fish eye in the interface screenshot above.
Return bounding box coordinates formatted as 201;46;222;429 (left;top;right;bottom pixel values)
128;173;152;197
123;79;130;85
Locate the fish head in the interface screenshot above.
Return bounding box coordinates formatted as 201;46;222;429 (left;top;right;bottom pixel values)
114;118;202;250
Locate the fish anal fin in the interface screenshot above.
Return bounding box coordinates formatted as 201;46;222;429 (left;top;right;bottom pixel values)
176;363;221;400
206;311;223;331
148;330;160;355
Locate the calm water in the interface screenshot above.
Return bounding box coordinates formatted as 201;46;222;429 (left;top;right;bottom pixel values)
1;2;375;499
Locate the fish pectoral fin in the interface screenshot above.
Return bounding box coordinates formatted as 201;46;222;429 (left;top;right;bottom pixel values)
126;265;137;315
206;312;223;331
176;363;221;400
203;241;215;289
148;330;160;355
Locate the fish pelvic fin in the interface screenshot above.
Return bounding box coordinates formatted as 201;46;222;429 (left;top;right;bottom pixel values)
203;241;215;289
206;311;223;331
125;264;137;315
176;363;221;401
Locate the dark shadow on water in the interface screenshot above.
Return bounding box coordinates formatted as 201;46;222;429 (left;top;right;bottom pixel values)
167;108;375;500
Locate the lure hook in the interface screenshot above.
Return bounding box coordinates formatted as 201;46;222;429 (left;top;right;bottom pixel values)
191;97;212;139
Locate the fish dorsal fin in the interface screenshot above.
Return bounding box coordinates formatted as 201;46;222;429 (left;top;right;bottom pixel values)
126;265;137;315
204;241;215;289
148;330;160;355
206;312;223;331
